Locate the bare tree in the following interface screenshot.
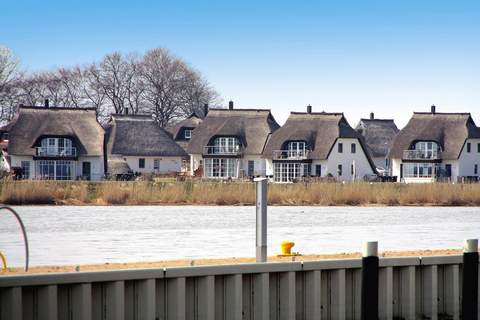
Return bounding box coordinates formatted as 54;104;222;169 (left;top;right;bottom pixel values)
0;47;21;121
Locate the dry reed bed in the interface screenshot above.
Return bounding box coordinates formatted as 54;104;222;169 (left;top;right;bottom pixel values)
1;180;480;206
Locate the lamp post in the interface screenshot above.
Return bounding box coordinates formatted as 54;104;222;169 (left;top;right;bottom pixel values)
255;178;268;263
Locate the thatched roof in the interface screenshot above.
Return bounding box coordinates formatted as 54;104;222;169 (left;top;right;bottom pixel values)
107;157;132;175
7;106;104;156
355;118;399;158
186;108;280;155
167;113;203;139
106;114;187;157
389;111;480;159
263;111;376;169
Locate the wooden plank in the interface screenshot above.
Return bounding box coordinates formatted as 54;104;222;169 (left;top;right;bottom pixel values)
279;272;295;320
305;270;322;320
253;273;269;320
444;265;459;320
400;266;416;320
105;281;124;320
71;283;92;320
167;277;186;320
0;287;22;320
331;269;346;320
37;285;58;320
197;276;215;320
379;267;393;320
224;274;242;320
422;265;438;320
137;279;155;320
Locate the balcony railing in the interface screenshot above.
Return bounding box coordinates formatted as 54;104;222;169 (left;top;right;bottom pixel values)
203;146;243;156
273;149;310;160
403;149;441;160
36;147;77;157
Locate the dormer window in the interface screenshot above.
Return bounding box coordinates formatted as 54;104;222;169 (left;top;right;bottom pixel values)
38;137;76;157
184;129;192;140
207;137;241;154
414;141;440;158
287;141;307;158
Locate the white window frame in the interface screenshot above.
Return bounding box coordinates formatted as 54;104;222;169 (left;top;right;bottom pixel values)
184;129;192;139
154;159;160;171
274;162;302;182
287;141;306;158
204;158;237;178
21;161;31;179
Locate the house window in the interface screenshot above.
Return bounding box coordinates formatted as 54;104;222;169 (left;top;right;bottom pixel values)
338;143;343;153
21;161;30;179
351;164;354;175
274;162;301;182
204;158;237;178
338;164;343;176
139;158;145;169
286;141;307;158
402;163;440;178
211;137;240;154
315;164;322;177
351;143;356;154
154;159;160;171
184;129;192;140
475;164;478;175
39;137;74;156
411;141;440;159
467;142;471;153
303;164;311;177
37;160;74;180
248;160;254;176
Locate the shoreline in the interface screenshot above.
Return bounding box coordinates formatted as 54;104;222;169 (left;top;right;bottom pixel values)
2;249;462;275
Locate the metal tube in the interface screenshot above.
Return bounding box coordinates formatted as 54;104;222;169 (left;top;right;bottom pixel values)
0;206;29;272
361;241;379;320
255;178;267;263
462;239;478;320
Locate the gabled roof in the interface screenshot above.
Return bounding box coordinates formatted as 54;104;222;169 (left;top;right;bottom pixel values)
355;118;399;158
186;108;280;155
105;114;187;157
263;111;377;169
389;111;480;159
167;113;203;140
7;106;104;156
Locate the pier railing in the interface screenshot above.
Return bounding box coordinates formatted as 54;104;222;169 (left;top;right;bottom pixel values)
1;254;478;320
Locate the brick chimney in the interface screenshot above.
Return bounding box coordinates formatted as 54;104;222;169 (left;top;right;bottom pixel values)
370;112;374;120
44;99;49;108
431;105;436;114
125;107;129;115
307;105;312;113
228;101;234;110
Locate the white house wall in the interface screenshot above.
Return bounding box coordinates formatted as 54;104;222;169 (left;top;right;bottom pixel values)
457;139;480;177
123;156;183;174
77;156;104;181
326;138;375;181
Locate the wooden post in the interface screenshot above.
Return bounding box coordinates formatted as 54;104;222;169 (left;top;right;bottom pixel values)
462;239;479;320
255;178;268;263
361;241;379;320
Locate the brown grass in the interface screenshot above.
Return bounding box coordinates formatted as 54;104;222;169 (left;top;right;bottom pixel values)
2;179;480;206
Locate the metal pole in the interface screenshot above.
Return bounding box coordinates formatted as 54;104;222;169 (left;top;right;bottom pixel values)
361;241;379;320
0;206;29;272
462;239;478;320
255;178;267;263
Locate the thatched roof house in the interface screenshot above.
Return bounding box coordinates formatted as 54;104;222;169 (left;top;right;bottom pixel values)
355;113;399;158
264;112;373;162
186;107;280;155
7;106;104;157
389;109;480;160
105;114;187;157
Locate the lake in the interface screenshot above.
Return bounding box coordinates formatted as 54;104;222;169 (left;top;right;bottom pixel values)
0;206;479;267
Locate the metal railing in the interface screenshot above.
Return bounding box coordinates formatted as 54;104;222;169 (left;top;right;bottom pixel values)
273;149;310;160
403;149;441;160
0;206;29;272
36;147;77;157
203;145;243;156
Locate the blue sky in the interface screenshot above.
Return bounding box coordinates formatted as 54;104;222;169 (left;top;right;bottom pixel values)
1;0;479;127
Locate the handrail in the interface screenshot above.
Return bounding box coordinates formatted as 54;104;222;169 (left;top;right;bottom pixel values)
0;251;6;271
0;206;29;272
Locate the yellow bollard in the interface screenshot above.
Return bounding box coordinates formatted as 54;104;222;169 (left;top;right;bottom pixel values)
278;240;299;257
0;251;7;271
